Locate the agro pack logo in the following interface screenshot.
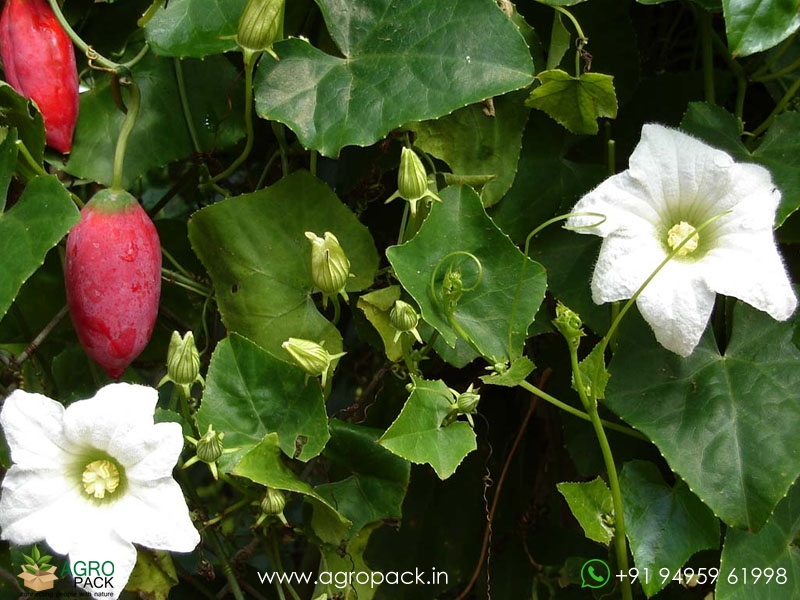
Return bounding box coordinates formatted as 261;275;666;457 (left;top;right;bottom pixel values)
17;544;58;592
16;544;115;594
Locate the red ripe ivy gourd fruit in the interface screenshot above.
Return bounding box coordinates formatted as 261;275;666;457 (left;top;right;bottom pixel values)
0;0;79;153
65;189;162;379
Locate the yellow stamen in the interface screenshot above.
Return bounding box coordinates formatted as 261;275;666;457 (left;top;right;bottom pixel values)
82;459;120;499
667;221;699;256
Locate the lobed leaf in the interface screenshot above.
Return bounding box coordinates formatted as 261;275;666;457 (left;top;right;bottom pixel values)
254;0;534;156
197;334;330;465
606;303;800;531
379;376;476;479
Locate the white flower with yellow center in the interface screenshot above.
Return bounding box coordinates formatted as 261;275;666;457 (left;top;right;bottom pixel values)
0;383;200;599
567;124;797;356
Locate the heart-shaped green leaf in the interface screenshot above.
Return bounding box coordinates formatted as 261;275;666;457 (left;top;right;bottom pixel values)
723;0;800;57
254;0;534;156
621;461;720;598
557;477;615;546
0;176;79;321
716;481;800;600
525;69;617;135
197;334;329;464
189;170;378;356
606;303;800;531
387;185;546;364
144;0;248;57
379;376;476;479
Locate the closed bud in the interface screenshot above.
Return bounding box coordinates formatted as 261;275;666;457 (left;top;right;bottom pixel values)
456;385;481;415
398;147;428;202
167;331;202;385
305;231;351;305
386;147;442;217
281;337;346;388
260;487;286;516
389;300;423;344
184;424;239;480
195;424;225;464
237;0;285;54
553;302;585;349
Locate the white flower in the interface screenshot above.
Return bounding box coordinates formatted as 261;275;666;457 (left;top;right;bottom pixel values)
0;383;200;599
567;124;797;356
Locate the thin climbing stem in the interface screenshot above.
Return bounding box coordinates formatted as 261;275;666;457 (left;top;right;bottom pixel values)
206;528;246;600
518;380;646;440
455;392;539;600
47;0;148;73
14;306;69;366
750;76;800;138
569;345;632;600
272;122;291;177
111;79;141;191
210;51;259;184
699;9;715;104
174;58;202;154
161;268;212;297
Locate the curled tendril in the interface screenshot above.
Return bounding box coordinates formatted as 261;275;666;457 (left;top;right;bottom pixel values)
430;251;484;316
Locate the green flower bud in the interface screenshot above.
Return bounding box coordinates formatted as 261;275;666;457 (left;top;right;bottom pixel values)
195;424;225;464
184;424;239;480
281;337;346;388
385;147;442;217
455;385;480;415
553;302;585;349
158;331;204;396
398;147;428;202
237;0;285;55
389;300;423;344
260;487;286;516
170;331;202;384
305;231;351;305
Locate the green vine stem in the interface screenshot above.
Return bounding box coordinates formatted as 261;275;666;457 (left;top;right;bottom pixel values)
569;343;632;600
174;58;202;154
161;267;212;297
699;9;715;104
111;79;141;191
506;212;606;354
272;121;292;178
710;33;747;122
267;529;302;600
47;0;149;74
751;29;798;80
210;51;259;184
13;305;69;366
750;76;800;138
518;380;645;440
15;140;84;207
753;55;800;82
206;528;246;600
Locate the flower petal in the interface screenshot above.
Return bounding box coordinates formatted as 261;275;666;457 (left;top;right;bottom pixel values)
636;262;716;356
112;477;199;552
63;383;157;453
591;230;667;303
567;171;661;237
628;124;740;225
68;530;137;600
701;232;797;320
0;390;75;469
122;422;184;480
0;465;82;548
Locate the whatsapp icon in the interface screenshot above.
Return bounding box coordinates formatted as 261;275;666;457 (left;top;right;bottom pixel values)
580;559;611;589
